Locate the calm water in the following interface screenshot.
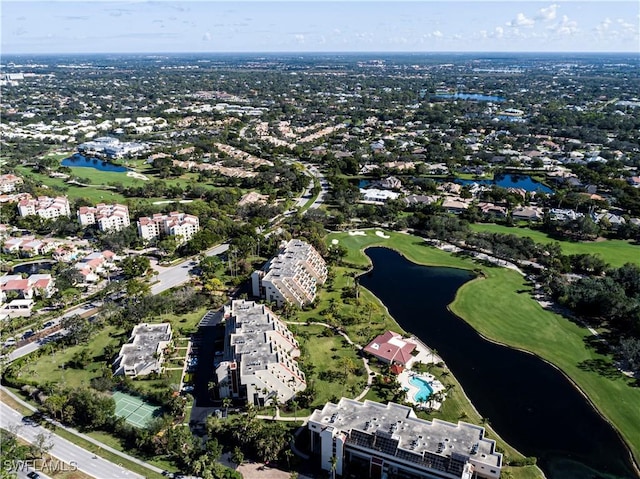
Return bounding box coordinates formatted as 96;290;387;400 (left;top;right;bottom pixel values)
457;173;554;193
12;260;55;275
62;154;128;172
434;93;506;102
359;174;553;193
359;247;637;479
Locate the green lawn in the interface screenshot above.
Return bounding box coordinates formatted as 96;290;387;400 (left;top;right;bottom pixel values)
325;228;640;470
26;326;122;389
470;223;640;267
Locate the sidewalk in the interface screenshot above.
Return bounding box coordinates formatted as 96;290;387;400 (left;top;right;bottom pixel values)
1;386;164;476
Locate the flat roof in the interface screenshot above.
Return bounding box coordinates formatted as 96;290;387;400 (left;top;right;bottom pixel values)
309;398;501;468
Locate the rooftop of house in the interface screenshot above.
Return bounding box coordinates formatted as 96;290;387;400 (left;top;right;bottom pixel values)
364;331;416;365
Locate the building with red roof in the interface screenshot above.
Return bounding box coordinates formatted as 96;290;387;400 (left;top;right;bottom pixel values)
363;331;417;367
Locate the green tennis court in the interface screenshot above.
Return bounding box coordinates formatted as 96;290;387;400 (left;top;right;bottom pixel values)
113;391;161;428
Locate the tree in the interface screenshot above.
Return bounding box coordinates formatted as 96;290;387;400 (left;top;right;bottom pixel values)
231;446;244;468
120;255;151;279
31;432;54;458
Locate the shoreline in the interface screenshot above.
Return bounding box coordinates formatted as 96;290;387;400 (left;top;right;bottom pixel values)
343;234;638;477
354;244;545;477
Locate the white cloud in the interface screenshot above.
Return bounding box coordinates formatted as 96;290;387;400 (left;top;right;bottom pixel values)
493;26;504;39
202;32;211;41
508;13;535;28
432;30;443;38
294;33;305;43
551;15;578;36
536;4;558;22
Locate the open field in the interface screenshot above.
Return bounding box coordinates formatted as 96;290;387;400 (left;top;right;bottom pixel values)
470;223;640;267
325;229;640;470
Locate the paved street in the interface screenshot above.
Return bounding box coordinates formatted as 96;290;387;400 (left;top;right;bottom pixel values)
151;243;229;295
5;303;99;362
1;402;144;479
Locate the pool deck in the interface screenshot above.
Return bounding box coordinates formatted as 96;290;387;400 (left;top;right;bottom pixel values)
398;336;447;410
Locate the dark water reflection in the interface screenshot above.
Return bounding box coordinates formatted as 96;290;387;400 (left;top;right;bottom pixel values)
358;247;636;479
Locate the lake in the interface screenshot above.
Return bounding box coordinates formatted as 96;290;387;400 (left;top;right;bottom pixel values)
358;247;636;479
433;93;506;102
62;153;128;172
457;173;553;193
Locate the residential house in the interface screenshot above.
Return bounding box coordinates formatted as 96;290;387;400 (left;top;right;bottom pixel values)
442;198;470;214
0;273;55;299
478;202;508;218
360;188;401;204
511;206;544;222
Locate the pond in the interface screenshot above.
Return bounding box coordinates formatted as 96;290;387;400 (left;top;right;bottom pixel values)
11;260;55;275
358;247;636;479
359;174;553;193
62;153;128;172
456;173;553;193
433;93;506;102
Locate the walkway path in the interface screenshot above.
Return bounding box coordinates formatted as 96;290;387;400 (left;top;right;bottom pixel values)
286;320;376;402
1;386;164;477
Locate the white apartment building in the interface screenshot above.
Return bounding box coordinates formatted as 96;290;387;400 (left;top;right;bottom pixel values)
77;203;130;232
137;212;200;244
17;196;71;219
251;238;327;307
113;323;172;377
215;300;306;406
0;174;24;193
309;398;503;479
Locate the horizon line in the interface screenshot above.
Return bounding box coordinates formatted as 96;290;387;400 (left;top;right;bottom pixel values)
3;50;639;56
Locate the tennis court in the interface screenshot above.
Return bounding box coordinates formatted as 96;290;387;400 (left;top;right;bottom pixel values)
113;391;161;428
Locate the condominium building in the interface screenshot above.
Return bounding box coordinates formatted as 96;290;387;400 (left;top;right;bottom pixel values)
137;212;200;244
77;203;130;232
308;398;502;479
215;299;306;406
113;323;172;377
251;238;327;307
17;196;71;219
0;174;24;193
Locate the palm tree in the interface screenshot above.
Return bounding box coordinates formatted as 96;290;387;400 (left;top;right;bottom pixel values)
222;397;232;417
330;455;338;479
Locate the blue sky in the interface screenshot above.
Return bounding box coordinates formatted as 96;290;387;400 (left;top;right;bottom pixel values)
2;1;639;54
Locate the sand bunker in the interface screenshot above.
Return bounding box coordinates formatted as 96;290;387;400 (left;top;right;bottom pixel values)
375;231;390;239
331;239;339;244
127;171;149;181
348;231;367;236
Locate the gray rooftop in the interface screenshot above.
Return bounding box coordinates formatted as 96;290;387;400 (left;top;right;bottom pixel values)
310;398;501;468
224;299;304;381
119;323;172;369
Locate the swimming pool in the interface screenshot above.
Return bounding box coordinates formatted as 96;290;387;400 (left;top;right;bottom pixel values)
409;376;433;402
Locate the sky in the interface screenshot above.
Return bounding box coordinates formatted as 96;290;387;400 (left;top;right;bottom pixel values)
2;1;639;54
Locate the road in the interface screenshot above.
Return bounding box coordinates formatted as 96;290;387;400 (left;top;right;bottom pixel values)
150;243;229;295
1;402;144;479
5;303;100;362
292;163;328;211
